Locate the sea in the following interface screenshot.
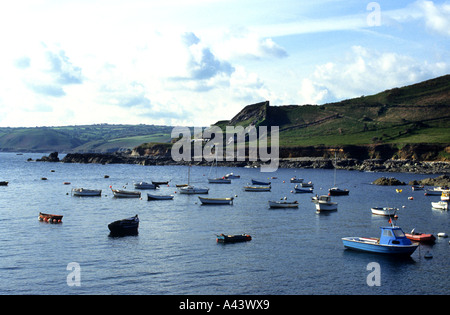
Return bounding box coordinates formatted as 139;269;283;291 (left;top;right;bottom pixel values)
0;152;448;295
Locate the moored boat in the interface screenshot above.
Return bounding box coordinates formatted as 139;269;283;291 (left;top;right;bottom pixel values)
424;186;450;196
244;185;271;192
405;229;436;243
111;188;141;198
431;201;449;210
328;187;349;196
268;200;298;208
134;182;157;189
198;196;234;205
147;194;174;200
294;186;313;193
216;233;252;243
208;177;231;184
290;177;303;183
152;181;169;186
251;179;271;185
441;191;449;201
371;207;399;216
39;212;63;224
72;188;102;197
0;181;8;186
300;181;314;188
224;173;240;179
108;215;139;236
342;225;418;256
179;185;209;194
312;195;337;211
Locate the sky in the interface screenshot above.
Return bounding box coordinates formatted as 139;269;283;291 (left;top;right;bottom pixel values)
0;0;449;127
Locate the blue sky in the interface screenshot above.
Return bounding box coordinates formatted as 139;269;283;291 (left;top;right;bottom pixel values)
0;0;449;127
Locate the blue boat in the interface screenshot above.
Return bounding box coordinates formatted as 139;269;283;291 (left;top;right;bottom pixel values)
342;225;418;256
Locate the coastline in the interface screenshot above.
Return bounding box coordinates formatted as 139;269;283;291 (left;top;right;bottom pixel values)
53;152;450;175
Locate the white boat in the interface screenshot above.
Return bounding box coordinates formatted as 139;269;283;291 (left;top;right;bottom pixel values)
268;200;299;208
431;201;449;210
208;177;231;184
425;186;450;196
313;195;337;212
134;182;157;189
198;196;234;205
179;185;209;194
179;165;210;194
244;185;271;192
111;188;141;198
290;177;303;183
147;194;174;200
71;188;102;196
371;207;399;216
300;181;314;188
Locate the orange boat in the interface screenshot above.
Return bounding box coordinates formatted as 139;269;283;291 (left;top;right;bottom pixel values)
405;231;435;243
39;212;63;224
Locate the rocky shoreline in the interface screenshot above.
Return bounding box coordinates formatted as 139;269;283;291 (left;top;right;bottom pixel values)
49;152;450;175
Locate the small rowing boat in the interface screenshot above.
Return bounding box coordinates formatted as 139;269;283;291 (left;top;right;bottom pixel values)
39;212;63;224
198;196;234;205
268;200;299;208
72;188;102;197
244;185;271;192
111;188;141;198
405;229;436;243
251;179;271;185
371;207;398;216
134;182;157;189
147;194;174;200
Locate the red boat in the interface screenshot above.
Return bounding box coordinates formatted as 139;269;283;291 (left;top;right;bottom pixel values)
39;212;63;224
405;231;436;243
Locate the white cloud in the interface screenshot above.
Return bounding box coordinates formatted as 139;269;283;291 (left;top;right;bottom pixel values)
298;45;450;104
417;0;450;36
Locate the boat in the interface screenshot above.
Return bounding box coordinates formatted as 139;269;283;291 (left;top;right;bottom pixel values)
216;233;252;243
314;195;337;212
208;177;231;184
108;215;139;236
208;154;231;184
134;182;157;189
437;232;448;238
71;188;102;197
298;181;313;188
431;201;449;210
244;185;271;192
342;225;419;256
0;181;8;186
151;181;169;186
441;191;449;201
224;173;240;179
147;194;174;200
328;187;349;196
179;164;210;194
111;188;141;198
176;184;188;187
294;186;313;193
268;200;299;208
328;152;349;196
39;212;63;224
371;207;399;216
251;179;271;185
290;177;303;183
424;186;450;196
198;196;234;205
405;229;436;243
411;185;424;191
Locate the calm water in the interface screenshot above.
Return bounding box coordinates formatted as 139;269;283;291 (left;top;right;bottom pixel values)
0;152;448;295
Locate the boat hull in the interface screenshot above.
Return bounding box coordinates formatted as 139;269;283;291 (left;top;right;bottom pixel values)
72;188;102;196
294;187;313;193
405;233;436;243
112;189;141;198
251;179;271;185
108;215;139;236
39;212;63;223
147;194;174;200
342;237;418;256
216;234;251;243
431;201;449;210
199;197;234;205
328;188;349;196
268;201;298;208
244;186;271;192
371;207;398;216
208;178;231;184
179;186;209;194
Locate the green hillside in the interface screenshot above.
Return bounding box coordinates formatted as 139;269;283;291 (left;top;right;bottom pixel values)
215;75;450;148
0;124;174;153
